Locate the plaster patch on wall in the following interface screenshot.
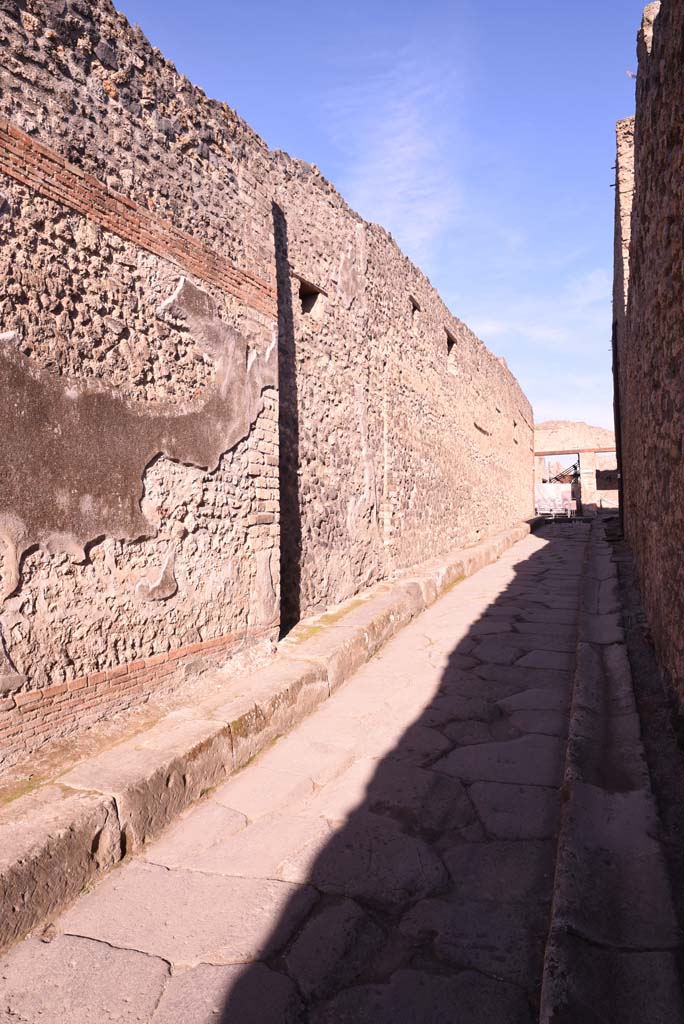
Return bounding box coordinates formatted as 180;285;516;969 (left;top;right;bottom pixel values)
135;551;178;602
0;278;277;603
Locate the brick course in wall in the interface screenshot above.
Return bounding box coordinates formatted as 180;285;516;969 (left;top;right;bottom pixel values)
0;119;276;319
0;623;275;758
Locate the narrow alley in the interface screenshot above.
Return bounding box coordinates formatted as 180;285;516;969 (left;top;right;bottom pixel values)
1;523;679;1022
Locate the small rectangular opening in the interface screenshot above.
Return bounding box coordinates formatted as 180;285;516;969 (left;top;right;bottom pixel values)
299;279;323;315
446;328;457;374
410;295;421;316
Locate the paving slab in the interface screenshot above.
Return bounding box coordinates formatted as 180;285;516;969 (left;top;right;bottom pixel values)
59;861;318;967
303;757;475;833
310;968;533;1024
213;765;314;821
400;895;549;987
292;811;448;908
469;781;561;839
433;734;565;786
443;839;555;901
189;812;333;879
152;962;302;1024
143;800;247;870
284;897;384;998
0;934;168;1024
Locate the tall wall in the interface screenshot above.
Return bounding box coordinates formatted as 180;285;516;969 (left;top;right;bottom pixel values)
613;1;684;698
0;0;533;771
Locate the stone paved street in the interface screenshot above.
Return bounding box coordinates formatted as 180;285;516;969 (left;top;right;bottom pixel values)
1;527;590;1021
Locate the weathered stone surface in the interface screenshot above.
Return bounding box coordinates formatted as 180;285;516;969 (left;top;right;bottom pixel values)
517;649;575;672
433;734;564;786
59;716;232;849
471;640;525;666
469;781;561;839
0;935;168;1023
253;732;356;787
498;688;570;712
474;663;573;691
208;657;329;769
0;785;120;953
311;968;532;1024
152;962;302;1024
189;813;333;880
400;897;549;987
0;528;589;1010
306;757;475;833
444;840;554;901
300;812;447;909
0;0;533;780
509;709;568;737
285;898;383;998
142;800;247;870
613;1;684;706
541;933;684;1024
60;861;318;966
213;765;314;821
552;783;679;950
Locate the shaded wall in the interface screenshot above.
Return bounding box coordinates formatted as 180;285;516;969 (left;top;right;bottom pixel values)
0;0;533;770
613;2;684;698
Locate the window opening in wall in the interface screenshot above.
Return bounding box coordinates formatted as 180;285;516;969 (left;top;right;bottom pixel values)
298;278;324;316
410;295;421;336
446;328;458;374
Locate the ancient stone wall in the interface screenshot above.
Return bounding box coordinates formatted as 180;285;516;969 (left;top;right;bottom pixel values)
614;1;684;698
0;0;533;771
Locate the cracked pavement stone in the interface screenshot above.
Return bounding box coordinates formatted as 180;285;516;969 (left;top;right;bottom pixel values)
59;861;318;967
152;962;302;1024
285;898;384;999
400;896;549;987
433;733;565;786
0;934;168;1023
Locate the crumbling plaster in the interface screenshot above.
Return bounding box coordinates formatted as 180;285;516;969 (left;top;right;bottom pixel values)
0;0;533;768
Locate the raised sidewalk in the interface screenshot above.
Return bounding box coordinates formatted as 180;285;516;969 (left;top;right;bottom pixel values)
0;520;533;953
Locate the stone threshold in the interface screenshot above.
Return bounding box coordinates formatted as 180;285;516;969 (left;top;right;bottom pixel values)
0;520;535;955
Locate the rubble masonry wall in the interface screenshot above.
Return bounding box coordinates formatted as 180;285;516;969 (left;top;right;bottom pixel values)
0;0;533;771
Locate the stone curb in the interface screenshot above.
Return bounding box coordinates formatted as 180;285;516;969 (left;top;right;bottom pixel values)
0;520;533;954
540;522;683;1023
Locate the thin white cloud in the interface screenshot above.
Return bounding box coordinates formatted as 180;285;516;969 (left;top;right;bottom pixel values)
469;267;612;355
466;266;615;429
324;47;464;264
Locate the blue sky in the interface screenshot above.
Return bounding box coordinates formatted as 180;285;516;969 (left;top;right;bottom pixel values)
116;0;645;429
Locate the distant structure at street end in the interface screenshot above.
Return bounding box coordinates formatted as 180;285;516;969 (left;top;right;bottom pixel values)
534;421;618;516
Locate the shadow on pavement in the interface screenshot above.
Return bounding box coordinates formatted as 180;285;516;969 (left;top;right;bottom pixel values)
216;525;586;1023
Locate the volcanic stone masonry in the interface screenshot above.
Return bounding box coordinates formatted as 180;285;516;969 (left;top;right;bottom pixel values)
0;0;533;772
612;1;684;703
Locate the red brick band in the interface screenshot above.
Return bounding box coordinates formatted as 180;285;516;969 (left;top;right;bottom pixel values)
0;119;277;320
0;621;278;765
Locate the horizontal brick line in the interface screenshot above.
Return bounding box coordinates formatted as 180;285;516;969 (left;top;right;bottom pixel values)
1;621;278;726
0;118;277;320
